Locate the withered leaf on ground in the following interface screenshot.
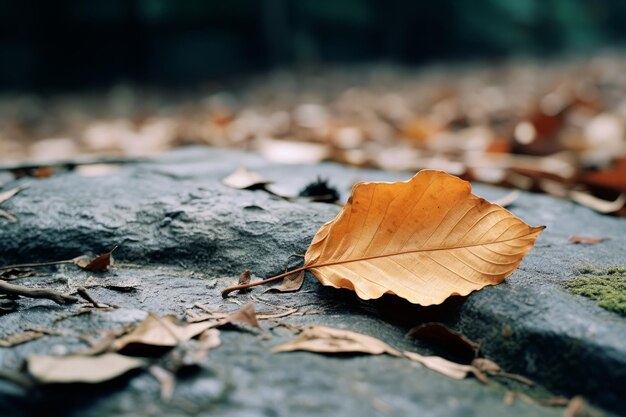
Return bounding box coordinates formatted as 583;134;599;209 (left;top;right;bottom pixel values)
403;351;488;384
112;313;217;354
265;270;305;294
28;353;144;384
222;302;261;328
0;330;45;347
272;325;402;356
238;270;252;286
472;358;534;386
303;170;544;305
406;322;480;362
0;184;28;205
568;236;609;244
74;246;118;272
221;167;272;190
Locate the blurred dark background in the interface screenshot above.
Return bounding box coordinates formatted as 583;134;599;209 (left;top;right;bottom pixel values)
2;0;626;91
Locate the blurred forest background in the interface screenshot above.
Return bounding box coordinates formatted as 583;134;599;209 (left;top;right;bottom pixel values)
1;0;626;90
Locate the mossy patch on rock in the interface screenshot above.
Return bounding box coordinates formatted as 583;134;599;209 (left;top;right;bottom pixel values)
565;267;626;316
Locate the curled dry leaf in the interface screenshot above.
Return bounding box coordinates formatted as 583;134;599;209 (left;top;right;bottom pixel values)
304;170;544;305
28;353;144;384
568;236;609;245
265;270;305;294
113;313;217;353
221;167;272;190
403;351;488;384
272;325;402;357
223;302;261;328
75;246;118;272
238;270;252;285
406;322;479;362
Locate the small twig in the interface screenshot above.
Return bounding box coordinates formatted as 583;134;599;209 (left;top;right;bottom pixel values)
222;265;308;297
0;259;74;272
0;280;77;305
76;287;106;308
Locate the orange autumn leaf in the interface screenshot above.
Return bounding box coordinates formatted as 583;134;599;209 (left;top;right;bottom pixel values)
303;170;544;305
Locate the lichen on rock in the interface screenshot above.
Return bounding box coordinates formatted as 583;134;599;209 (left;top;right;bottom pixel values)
565;267;626;316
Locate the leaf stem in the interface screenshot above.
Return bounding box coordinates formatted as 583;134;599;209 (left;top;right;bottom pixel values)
221;265;309;297
0;259;75;271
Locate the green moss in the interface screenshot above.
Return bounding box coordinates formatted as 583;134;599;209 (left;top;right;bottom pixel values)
565;268;626;316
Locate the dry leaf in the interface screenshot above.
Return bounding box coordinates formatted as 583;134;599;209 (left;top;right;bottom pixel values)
403;351;488;383
113;313;217;353
272;325;402;356
28;353;144;384
472;358;534;386
0;330;45;347
75;246;118;272
223;302;261;328
0;184;28;205
221;167;272;190
265;270;305;293
304;170;544;305
406;322;479;362
568;236;609;244
238;270;252;285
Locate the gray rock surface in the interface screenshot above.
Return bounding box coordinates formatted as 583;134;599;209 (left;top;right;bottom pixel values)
0;146;624;417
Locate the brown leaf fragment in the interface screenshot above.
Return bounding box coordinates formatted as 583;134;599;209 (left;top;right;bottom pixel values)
406;322;479;362
472;358;534;386
0;330;45;347
238;270;252;286
112;313;217;354
222;167;272;190
404;351;488;383
265;270;305;294
149;365;175;401
565;396;590;417
28;353;144;384
0;209;17;222
0;184;28;205
222;302;261;328
272;325;402;357
75;246;118;272
568;236;609;245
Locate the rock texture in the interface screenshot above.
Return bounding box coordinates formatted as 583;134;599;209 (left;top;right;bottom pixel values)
0;146;624;417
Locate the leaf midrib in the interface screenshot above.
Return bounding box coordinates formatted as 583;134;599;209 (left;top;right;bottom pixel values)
307;228;541;270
